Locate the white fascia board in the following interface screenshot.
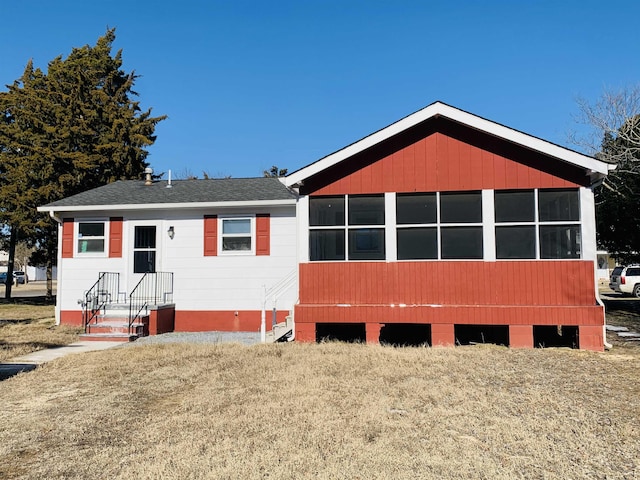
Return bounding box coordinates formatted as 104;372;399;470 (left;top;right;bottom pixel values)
284;101;613;187
37;198;296;214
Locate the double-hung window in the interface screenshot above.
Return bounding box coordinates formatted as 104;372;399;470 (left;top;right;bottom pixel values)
77;221;106;255
309;195;385;261
220;217;254;254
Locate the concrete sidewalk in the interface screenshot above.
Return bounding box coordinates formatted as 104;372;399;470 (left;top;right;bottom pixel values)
0;341;121;381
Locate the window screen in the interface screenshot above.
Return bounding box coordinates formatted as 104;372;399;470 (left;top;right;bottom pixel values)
495;190;535;222
539;189;579;221
397;228;437;260
348;195;385;225
441;227;483;259
440;192;482;223
348;228;385;260
397;193;437;224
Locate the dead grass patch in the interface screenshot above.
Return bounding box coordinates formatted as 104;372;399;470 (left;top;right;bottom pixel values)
0;305;81;361
0;342;638;479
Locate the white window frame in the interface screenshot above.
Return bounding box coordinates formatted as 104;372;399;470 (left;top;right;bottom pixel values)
75;219;109;257
218;215;256;255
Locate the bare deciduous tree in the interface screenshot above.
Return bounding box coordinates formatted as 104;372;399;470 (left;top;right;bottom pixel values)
570;84;640;167
571;85;640;262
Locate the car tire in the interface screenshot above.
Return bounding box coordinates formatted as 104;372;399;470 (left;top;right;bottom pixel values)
634;284;640;298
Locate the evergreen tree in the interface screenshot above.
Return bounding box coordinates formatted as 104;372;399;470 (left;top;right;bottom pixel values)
0;29;166;299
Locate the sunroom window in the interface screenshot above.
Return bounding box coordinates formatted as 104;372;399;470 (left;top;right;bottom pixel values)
440;192;483;259
309;195;385;261
396;193;437;260
396;191;482;260
494;189;581;259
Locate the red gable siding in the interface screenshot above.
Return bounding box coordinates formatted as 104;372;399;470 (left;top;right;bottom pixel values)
303;119;588;196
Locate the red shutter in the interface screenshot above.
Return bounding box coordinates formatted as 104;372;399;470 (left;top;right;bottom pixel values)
204;215;218;256
109;217;123;258
256;214;270;256
61;218;74;258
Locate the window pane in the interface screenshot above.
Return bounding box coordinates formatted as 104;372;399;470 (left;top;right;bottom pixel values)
222;237;252;251
134;226;156;248
78;239;104;253
310;197;345;226
441;227;483;259
496;226;536;259
441;192;482;223
348;228;385;260
397;228;437;260
310;229;345;261
540;225;581;259
223;219;251;234
134;251;156;273
539;189;579;221
495;190;535;222
78;222;104;237
397;193;437;224
348;195;385;225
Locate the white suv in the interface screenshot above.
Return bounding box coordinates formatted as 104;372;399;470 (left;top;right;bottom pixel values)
609;265;640;297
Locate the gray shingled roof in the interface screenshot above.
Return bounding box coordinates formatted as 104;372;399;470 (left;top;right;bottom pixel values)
41;177;296;209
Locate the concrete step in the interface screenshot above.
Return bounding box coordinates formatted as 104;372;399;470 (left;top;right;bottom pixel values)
86;320;145;335
79;333;138;342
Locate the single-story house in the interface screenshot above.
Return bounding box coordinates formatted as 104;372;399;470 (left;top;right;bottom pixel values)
39;101;614;350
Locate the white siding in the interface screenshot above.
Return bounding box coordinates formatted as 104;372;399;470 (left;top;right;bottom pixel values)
57;205;298;317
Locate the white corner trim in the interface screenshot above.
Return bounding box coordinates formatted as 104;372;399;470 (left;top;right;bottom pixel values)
284;101;612;187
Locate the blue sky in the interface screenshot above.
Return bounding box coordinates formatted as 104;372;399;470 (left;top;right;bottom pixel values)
2;1;639;178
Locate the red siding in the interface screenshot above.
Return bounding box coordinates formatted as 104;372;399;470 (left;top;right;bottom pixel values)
204;215;217;256
61;218;74;258
109;217;123;258
305;129;587;196
60;310;83;326
295;261;603;327
256;214;270;256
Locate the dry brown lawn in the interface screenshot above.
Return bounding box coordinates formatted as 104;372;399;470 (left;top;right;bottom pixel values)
0;304;81;361
0;339;638;479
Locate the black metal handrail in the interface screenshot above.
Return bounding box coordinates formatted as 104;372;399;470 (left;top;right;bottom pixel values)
81;272;121;332
128;272;174;334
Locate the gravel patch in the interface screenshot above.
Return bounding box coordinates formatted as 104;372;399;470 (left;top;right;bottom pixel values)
128;331;261;346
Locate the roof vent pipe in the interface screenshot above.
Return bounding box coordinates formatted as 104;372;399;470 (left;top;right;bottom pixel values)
166;169;172;188
144;167;153;186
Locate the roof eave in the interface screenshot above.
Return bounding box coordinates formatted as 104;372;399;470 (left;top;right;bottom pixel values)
37;198;297;214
